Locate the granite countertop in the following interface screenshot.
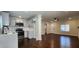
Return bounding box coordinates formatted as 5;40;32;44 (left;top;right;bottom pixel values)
0;32;17;36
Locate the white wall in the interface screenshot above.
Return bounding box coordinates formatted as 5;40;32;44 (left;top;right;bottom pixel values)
41;21;52;34
41;21;45;34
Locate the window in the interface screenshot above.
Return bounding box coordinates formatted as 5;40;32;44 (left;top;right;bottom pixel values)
0;16;2;28
61;24;70;32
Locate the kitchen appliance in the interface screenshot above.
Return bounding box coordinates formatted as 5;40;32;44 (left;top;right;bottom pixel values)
15;23;24;27
16;28;24;39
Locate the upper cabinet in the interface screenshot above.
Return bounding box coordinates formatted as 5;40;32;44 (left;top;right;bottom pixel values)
0;15;2;28
9;17;16;26
10;16;27;27
2;12;9;26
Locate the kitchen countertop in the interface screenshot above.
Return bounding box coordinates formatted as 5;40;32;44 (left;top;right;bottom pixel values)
0;32;17;35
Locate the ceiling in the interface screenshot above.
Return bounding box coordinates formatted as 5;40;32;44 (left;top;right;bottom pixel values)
9;11;79;21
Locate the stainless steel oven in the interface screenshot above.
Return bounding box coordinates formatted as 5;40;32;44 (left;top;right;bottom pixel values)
16;28;24;39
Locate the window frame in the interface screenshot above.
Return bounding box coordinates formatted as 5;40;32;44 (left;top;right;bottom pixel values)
60;24;70;32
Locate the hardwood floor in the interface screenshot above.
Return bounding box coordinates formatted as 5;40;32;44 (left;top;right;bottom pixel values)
18;34;79;48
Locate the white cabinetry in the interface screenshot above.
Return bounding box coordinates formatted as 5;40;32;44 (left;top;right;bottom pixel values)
2;12;9;25
0;33;18;48
10;17;16;26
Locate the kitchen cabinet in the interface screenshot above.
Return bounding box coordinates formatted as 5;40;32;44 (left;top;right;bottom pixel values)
10;17;25;27
10;17;16;26
0;33;18;48
0;16;2;28
2;12;9;25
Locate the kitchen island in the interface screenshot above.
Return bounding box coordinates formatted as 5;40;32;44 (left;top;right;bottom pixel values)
0;33;18;48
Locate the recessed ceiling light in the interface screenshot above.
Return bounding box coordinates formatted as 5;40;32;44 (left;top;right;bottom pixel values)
19;16;22;18
50;21;53;23
68;17;72;20
54;18;59;22
54;19;58;21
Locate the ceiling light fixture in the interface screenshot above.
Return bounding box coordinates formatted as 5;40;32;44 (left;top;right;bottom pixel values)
19;16;22;18
68;17;72;20
54;17;59;21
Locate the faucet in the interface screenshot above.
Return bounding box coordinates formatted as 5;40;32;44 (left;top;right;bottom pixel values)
2;25;9;34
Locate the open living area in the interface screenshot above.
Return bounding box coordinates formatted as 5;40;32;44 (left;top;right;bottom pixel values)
0;11;79;48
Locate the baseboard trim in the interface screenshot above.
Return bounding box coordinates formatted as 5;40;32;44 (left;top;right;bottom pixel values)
42;33;78;38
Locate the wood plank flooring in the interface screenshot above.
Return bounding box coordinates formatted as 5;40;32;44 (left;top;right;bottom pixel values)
18;34;79;48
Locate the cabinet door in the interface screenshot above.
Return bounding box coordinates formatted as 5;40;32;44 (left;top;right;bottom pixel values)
2;12;9;25
10;17;16;26
0;15;2;28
